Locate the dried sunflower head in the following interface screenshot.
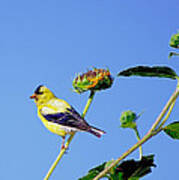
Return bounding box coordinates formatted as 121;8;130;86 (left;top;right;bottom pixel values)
73;68;113;93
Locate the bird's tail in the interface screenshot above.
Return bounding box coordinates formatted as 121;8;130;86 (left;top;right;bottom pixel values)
88;126;106;138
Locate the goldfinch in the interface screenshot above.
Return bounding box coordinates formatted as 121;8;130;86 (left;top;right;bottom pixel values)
30;85;105;149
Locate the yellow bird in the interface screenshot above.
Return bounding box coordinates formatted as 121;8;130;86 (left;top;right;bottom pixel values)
30;85;105;149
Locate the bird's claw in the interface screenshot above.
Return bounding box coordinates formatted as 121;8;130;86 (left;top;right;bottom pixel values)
60;145;69;154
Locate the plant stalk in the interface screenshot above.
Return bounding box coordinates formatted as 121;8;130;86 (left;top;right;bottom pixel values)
81;90;95;118
152;99;177;136
133;127;143;160
93;86;179;180
44;90;95;180
148;88;179;133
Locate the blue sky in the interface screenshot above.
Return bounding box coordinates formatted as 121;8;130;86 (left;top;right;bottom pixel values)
1;0;179;179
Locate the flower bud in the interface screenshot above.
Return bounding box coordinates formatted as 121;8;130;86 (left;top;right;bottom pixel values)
73;68;113;93
170;32;179;49
120;110;137;129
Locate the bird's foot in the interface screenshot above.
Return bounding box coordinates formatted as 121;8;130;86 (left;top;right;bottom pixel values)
60;145;69;154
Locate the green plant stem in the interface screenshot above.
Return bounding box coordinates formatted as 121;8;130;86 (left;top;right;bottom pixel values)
81;90;95;118
93;86;179;180
133;127;143;160
149;89;179;133
44;133;75;180
153;99;177;135
44;90;95;180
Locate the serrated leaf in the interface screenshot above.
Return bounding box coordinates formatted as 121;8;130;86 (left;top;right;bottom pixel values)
115;155;156;179
79;161;124;180
118;66;177;80
78;162;106;180
79;155;155;180
164;121;179;139
78;171;98;180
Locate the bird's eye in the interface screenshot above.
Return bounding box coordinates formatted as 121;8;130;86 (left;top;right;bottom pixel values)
36;91;43;95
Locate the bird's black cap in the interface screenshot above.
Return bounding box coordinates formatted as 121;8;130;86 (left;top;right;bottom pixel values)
34;85;44;94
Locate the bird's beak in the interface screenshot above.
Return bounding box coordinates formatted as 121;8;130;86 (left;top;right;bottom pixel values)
30;93;37;99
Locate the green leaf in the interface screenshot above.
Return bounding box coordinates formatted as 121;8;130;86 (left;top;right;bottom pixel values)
109;172;124;180
128;178;139;180
164;121;179;139
168;52;179;59
78;171;97;180
78;162;106;180
118;66;177;80
79;155;156;180
115;155;156;179
79;161;124;180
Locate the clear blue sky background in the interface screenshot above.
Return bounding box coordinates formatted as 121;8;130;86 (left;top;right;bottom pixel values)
1;0;179;179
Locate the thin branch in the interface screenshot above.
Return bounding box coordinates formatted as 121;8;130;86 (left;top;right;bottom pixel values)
148;83;179;133
152;99;177;136
44;91;95;180
133;127;143;160
93;86;179;180
81;90;95;118
158;100;176;129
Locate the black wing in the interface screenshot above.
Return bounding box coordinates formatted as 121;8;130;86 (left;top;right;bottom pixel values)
42;107;91;131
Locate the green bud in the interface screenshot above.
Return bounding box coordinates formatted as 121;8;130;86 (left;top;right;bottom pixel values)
170;32;179;49
120;110;137;129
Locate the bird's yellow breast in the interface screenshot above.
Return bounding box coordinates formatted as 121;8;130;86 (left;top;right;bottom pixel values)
37;111;68;136
37;98;73;137
40;114;67;136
